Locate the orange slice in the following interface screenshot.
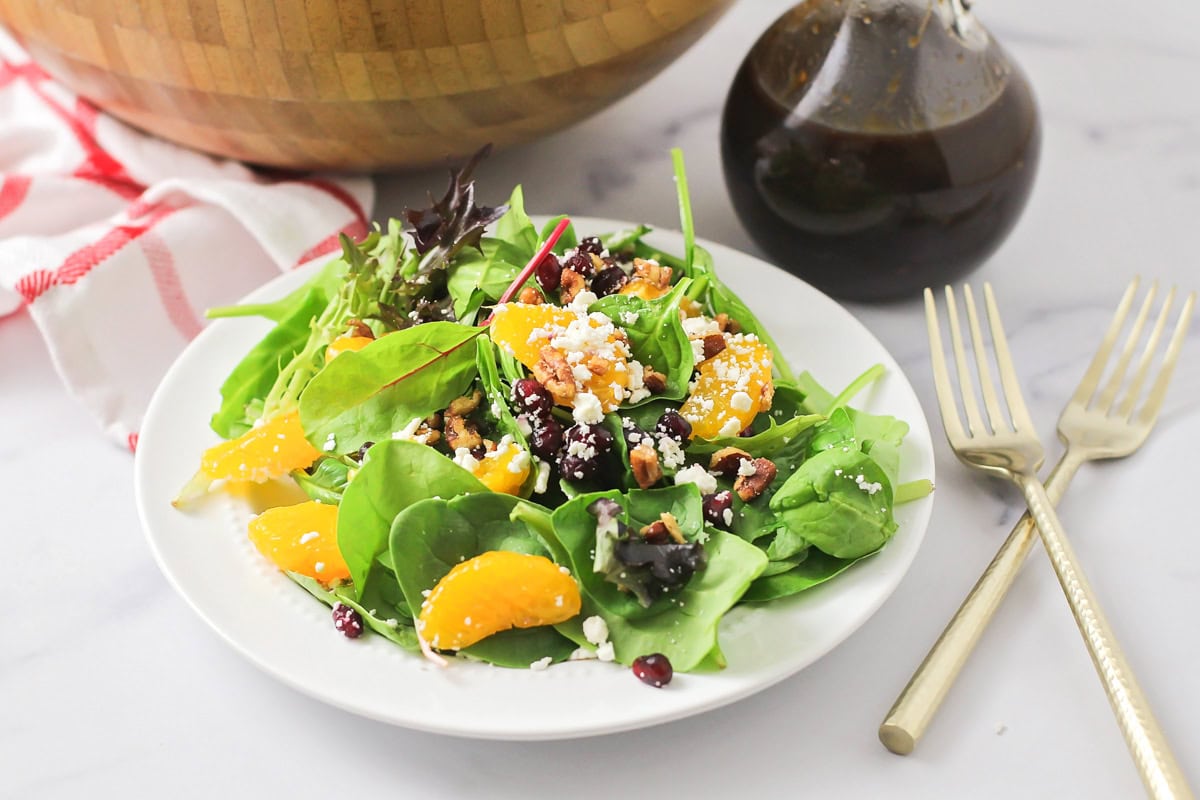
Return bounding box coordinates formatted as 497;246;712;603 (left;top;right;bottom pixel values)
470;439;531;496
324;335;374;362
417;551;581;651
679;334;773;440
247;500;349;584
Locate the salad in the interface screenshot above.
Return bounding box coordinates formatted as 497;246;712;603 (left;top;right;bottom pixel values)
176;148;931;683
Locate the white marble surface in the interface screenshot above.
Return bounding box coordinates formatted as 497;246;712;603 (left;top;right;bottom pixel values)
6;0;1200;796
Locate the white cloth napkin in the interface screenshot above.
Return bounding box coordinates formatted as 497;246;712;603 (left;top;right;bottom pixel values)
0;32;375;450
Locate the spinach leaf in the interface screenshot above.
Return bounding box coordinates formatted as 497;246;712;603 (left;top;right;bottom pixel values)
493;185;538;258
210;285;330;438
591;279;695;402
207;258;346;323
601;224;652;258
299;322;483;454
389;493;576;667
540;215;578;254
476;337;527;448
740;550;870;603
768;446;896;559
686;412;824;459
337;440;485;598
287;565;420;652
292;457;351;504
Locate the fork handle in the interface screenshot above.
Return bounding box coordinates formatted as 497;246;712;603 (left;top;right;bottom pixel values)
879;453;1084;755
1017;476;1194;800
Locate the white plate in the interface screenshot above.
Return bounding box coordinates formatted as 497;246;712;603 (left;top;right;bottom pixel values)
134;218;935;740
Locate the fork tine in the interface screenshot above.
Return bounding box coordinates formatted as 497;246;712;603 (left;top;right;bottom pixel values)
1094;282;1158;414
962;284;1009;433
924;288;967;442
1116;287;1175;420
1135;290;1196;427
1069;277;1140;407
982;283;1037;433
944;286;987;435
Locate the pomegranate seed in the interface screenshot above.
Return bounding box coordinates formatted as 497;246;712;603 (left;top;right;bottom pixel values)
332;603;364;639
632;653;673;687
513;377;554;418
655;410;692;444
529;417;564;460
702;490;734;528
534;253;561;292
592;266;630;297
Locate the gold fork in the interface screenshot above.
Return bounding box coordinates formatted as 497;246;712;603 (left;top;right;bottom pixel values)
913;283;1194;800
880;279;1196;757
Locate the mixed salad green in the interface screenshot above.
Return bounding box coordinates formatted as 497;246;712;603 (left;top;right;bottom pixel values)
194;148;931;674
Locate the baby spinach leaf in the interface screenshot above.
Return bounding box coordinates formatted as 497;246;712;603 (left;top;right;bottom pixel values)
740;550;870;603
299;322;483;455
337;440;486;598
287;566;420;652
493;185;538;259
540;215;578;254
769;446;896;560
389;493;576;666
601;224;652;257
292;457;351;505
207;258;346;323
592;279;694;402
687;413;825;459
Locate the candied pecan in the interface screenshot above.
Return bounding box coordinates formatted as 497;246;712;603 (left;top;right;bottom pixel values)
714;313;742;334
447;390;482;417
444;413;482;452
701;333;727;360
532;346;577;405
559;268;586;304
632;258;672;289
760;381;775;411
424;412;442;430
518;285;543;304
630;441;662;489
587;354;612;376
589;253;607;274
659;512;686;544
642;368;667;394
640;519;670;544
347;319;375;339
734;457;777;501
709;446;752;477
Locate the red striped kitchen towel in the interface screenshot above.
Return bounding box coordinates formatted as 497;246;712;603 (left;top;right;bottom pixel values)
0;32;374;451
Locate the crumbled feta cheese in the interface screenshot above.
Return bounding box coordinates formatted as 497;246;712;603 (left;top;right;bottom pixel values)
596;642;616;662
582;615;609;646
718;416;742;438
572;391;605;424
571;363;593;383
737;458;758;477
681;316;721;338
730;391;753;412
298;531;320;545
530;656;553;671
691;339;706;362
507;446;531;474
568;290;598;311
452;447;480;472
391;416;434;444
323;433;337;452
619;310;640;326
722;507;734;526
534;458;552;494
855;474;883;495
568;647;597;661
675;464;718;494
657;435;685;469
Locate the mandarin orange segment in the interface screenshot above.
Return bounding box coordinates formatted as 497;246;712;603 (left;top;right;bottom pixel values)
488;303;631;412
417;551;581;651
619;278;669;301
324;335;374;362
471;441;531;496
247;500;349;584
679;334;774;440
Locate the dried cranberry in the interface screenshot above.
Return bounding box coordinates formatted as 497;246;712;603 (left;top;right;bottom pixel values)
632;653;673;688
563;250;596;278
559;453;599;482
702;490;734;529
578;236;605;256
534;253;561;292
332;603;364;639
513;377;554;418
592;266;630;297
529;417;564;460
566;423;614;455
655;410;692;445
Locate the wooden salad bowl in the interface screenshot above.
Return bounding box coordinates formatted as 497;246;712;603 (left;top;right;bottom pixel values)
0;0;733;172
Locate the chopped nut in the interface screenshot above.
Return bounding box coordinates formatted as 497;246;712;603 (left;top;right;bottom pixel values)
559;268;586;304
630;441;662;489
533;346;577;404
423;412;442;430
633;258;672;289
347;319;374;339
518;285;543;304
447;390;482;417
709;446;753;477
714;313;741;334
734;457;777;501
760;381;775;411
589;253;607;273
640;519;670;544
587;354;612;376
701;333;727;360
444;414;482;452
659;512;686;544
643;368;667;394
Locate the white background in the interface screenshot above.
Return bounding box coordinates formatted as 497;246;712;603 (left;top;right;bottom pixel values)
5;0;1199;796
